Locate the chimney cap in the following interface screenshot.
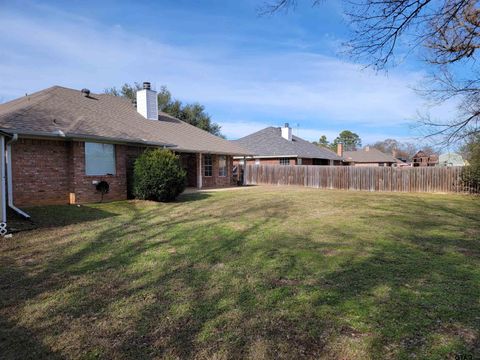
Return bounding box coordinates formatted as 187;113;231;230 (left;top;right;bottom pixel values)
81;88;90;97
284;123;289;128
143;82;151;90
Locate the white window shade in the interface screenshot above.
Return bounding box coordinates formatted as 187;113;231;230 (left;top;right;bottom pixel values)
85;142;116;175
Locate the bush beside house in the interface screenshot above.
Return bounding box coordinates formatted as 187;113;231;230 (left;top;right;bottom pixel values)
133;149;186;202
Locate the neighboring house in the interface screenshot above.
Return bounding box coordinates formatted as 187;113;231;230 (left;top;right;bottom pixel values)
412;151;438;167
343;146;396;167
394;158;412;168
233;124;344;166
0;83;249;210
438;152;466;166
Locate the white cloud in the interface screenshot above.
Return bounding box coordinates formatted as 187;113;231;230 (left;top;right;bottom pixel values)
218;121;274;139
0;2;457;141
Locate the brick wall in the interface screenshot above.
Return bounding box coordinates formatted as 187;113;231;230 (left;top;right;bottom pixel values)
201;154;234;188
70;142;128;204
233;158;296;166
125;145;147;198
11;139;129;206
233;158;343;166
11;138;235;206
179;153;198;187
11;139;71;206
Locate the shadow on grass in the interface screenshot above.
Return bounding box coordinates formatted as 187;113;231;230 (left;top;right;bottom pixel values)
176;192;212;203
7;204;120;232
1;191;479;359
0;314;63;360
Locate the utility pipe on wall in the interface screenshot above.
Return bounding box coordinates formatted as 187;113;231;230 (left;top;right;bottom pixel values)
197;153;203;189
0;136;6;224
6;134;30;219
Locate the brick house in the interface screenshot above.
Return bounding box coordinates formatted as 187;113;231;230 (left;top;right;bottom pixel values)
343;147;397;167
233;124;344;166
412;150;438;167
0;84;249;215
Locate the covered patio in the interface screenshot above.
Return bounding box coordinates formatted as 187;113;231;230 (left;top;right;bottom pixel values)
178;152;237;189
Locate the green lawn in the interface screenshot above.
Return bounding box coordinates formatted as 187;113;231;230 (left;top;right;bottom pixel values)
1;187;479;359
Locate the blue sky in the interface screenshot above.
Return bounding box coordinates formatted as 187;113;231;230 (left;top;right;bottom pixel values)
0;0;455;144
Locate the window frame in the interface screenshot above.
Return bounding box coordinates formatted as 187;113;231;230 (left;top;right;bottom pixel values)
203;154;213;177
218;155;227;177
84;142;116;176
279;158;290;165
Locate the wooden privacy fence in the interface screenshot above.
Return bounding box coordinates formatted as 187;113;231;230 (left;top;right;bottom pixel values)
244;165;479;194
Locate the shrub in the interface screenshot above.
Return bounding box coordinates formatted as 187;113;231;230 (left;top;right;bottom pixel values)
133;149;186;202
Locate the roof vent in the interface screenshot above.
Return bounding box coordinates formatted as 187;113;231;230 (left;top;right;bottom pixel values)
81;88;90;97
143;82;151;90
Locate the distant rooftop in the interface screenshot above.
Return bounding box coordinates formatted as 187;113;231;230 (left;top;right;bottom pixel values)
344;147;396;163
233;127;343;160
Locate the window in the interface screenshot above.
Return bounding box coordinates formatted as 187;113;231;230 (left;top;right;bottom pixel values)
279;158;290;165
218;155;227;177
85;142;115;175
203;154;213;177
297;158;302;165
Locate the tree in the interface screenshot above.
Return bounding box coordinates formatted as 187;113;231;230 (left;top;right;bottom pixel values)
312;135;332;149
369;139;426;160
332;130;362;151
460;133;480;191
105;83;224;137
370;139;400;154
261;0;479;145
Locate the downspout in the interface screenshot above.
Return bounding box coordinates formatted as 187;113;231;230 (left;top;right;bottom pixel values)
6;134;30;219
0;136;6;225
197;153;203;189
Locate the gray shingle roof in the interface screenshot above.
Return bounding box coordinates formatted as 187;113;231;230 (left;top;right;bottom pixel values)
0;86;250;155
233;127;343;160
344;148;396;163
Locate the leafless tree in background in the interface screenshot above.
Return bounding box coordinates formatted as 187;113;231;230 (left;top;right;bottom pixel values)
260;0;480;145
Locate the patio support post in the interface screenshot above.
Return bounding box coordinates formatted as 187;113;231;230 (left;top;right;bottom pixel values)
0;136;6;227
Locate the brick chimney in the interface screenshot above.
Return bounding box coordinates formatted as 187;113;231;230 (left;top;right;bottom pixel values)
337;143;343;157
281;123;292;141
136;82;158;120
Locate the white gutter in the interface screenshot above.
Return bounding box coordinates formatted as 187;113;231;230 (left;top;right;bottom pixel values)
197;153;203;189
0;136;6;224
6;134;30;219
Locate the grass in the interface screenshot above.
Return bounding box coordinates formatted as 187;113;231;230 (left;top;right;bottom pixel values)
0;186;479;359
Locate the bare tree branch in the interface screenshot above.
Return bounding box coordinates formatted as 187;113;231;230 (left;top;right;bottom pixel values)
261;0;480;145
